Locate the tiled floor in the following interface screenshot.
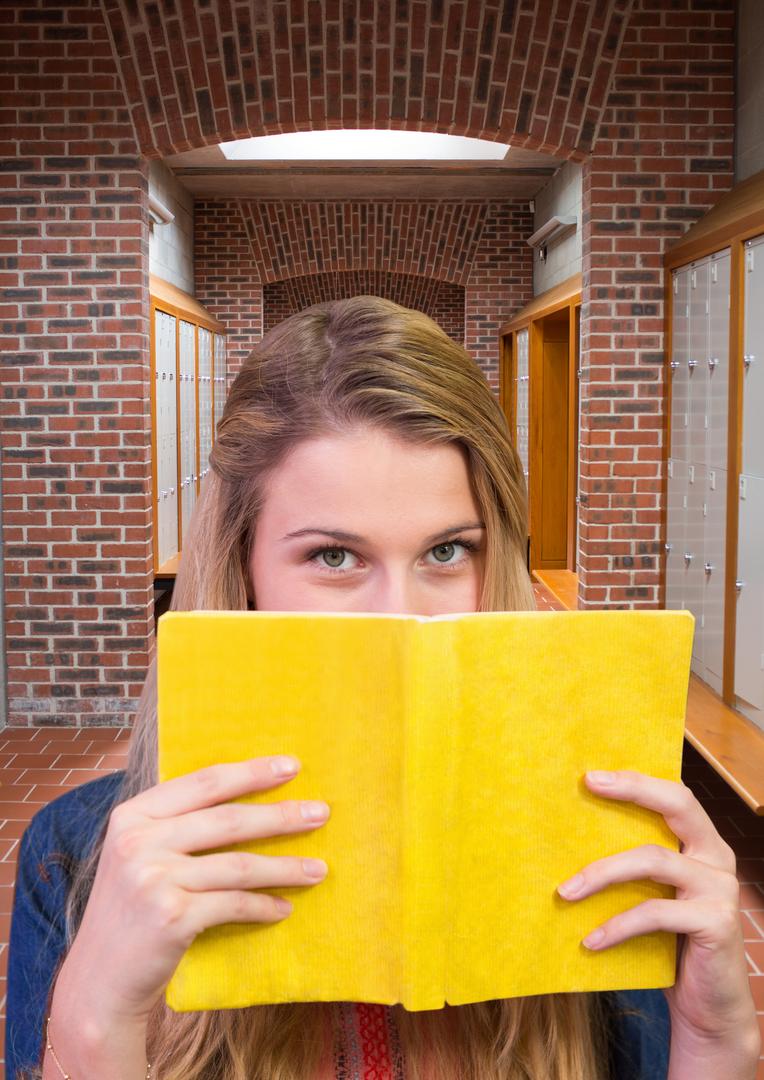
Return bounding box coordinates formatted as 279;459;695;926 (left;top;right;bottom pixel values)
0;586;762;1076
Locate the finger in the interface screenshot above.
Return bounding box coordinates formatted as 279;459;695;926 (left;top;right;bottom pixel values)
128;756;302;819
178;851;328;891
558;845;739;903
154;798;331;853
580;897;740;951
185;889;296;938
585;770;736;873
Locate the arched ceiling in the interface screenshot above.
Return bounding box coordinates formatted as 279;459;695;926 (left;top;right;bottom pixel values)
102;0;634;198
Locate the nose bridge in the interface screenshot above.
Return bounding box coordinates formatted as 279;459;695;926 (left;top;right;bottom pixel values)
373;560;422;615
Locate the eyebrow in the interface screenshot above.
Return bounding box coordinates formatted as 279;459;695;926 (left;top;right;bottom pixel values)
279;522;486;545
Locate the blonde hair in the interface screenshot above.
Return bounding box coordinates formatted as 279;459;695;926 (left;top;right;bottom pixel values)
59;297;607;1079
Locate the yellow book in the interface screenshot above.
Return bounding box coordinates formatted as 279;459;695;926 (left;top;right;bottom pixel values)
157;608;694;1013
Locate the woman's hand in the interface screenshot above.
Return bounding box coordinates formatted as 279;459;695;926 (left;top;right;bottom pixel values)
48;755;330;1070
557;769;760;1079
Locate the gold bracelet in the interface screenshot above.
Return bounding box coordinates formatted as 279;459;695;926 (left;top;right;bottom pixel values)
45;1015;153;1078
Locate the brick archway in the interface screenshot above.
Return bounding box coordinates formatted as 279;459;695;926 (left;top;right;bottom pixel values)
262;272;466;343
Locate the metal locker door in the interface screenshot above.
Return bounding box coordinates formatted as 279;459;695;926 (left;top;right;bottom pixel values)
685;462;705;674
702;466;726;693
665;458;688;611
734;473;764;720
179;320;197;548
198;328;211;484
156;311;178;568
670;268;691;463
707;251;730;472
688;260;709;468
743;236;764;479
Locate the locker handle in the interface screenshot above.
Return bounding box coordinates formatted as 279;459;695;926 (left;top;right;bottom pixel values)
744;354;756;369
687;359;698;369
664;542;672;553
683;552;693;565
708;357;718;369
669;361;680;370
704;562;714;575
736;579;744;592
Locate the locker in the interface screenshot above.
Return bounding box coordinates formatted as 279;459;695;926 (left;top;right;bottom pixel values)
154;310;178;569
516;329;529;478
685;462;705;674
670;268;690;462
179;320;197;547
214;333;227;436
688;260;709;467
198;327;212;485
707;252;730;471
665;458;687;612
743;236;764;479
702;466;726;692
734;473;764;720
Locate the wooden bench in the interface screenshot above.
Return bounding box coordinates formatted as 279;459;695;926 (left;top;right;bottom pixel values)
532;570;764;815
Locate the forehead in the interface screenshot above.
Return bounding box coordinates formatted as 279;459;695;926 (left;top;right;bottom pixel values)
259;428;479;525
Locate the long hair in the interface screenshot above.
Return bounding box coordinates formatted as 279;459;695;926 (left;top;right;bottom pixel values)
60;297;607;1079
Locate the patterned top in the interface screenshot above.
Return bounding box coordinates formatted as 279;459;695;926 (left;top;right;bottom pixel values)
330;1003;405;1079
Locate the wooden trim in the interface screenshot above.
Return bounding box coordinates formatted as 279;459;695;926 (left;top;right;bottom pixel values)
685;676;764;815
499;272;582;334
664;168;764;271
724;244;745;701
149;274;225;332
567;303;578;571
528;319;543;570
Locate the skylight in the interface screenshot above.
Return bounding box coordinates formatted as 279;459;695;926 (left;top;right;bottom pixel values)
219;130;510;161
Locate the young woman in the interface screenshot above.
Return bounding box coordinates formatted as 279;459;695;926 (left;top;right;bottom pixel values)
7;297;759;1079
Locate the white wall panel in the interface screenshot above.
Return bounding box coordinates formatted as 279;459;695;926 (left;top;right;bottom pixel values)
734;473;764;721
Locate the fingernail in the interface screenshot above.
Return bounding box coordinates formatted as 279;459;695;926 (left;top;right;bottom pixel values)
587;770;616;785
302;858;328;878
558;873;584;898
301;801;329;821
275;897;293;915
583;927;605;949
270;756;299;777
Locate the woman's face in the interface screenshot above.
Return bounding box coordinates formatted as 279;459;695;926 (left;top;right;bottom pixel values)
249;426;485;616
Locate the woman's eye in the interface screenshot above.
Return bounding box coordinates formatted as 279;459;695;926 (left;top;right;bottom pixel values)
426;540;474;567
308;547;360;572
321;547;348;568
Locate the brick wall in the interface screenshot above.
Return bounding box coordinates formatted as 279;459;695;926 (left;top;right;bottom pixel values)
579;0;735;608
263;272;466;343
0;0;736;726
195;199;533;392
1;2;152;727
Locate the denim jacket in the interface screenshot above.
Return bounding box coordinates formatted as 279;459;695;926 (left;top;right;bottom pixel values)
6;774;671;1079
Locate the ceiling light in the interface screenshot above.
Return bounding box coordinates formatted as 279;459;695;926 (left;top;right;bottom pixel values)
219;130;510;161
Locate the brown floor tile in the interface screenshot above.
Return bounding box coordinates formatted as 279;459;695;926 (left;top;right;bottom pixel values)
747;941;764;974
14;768;72;786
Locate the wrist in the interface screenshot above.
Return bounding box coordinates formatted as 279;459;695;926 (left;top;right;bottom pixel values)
47;970;151;1080
667;1020;761;1080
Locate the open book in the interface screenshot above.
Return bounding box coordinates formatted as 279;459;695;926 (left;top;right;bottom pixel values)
157;608;694;1012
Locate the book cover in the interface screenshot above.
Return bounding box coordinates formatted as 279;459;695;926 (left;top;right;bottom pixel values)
157;608;694;1012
